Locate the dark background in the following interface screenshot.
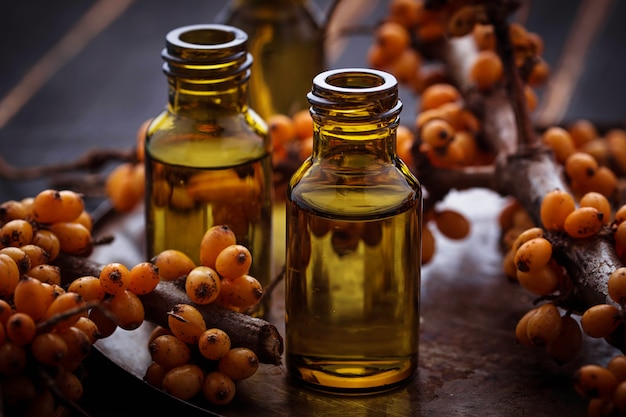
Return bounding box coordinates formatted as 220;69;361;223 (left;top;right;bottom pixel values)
1;1;625;416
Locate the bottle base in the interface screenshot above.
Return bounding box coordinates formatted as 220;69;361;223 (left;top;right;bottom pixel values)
287;354;417;395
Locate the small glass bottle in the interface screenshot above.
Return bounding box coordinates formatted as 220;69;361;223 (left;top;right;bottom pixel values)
285;68;422;393
144;24;273;295
215;0;325;120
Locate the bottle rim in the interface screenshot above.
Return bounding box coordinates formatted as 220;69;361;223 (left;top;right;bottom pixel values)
308;68;401;121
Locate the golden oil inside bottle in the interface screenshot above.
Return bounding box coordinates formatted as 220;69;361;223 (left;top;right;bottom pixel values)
286;182;421;393
145;124;273;291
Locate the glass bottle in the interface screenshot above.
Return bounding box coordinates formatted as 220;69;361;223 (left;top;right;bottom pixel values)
285;68;422;393
144;24;273;298
215;0;325;120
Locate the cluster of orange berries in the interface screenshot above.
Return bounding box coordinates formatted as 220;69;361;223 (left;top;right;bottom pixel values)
0;188;160;415
0;186;265;412
142;224;263;406
575;357;626;417
414;82;484;169
542;119;626;200
368;0;548;100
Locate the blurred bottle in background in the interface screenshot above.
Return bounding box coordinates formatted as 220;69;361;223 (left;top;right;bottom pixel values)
216;0;326;120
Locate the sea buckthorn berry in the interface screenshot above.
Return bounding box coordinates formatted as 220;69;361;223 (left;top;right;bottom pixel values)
144;361;167;388
526;303;562;346
167;304;206;345
420;118;455;149
49;222;93;256
67;276;105;303
162;364;204;401
27;263;62;286
515;308;536;347
6;312;37;345
200;225;237;269
540;189;576;231
420;83;461;111
73;210;93;232
574;364;618;399
99;262;131;295
43;292;87;331
105;162;145;213
0;219;34;248
292;109;314;141
13;276;55;320
152;249;196;282
615;381;626;413
149;334;192;369
0;247;30;274
31;189;63;223
514;237;552;273
0;341;27;376
608;355;626;383
469;50;503;90
580;304;621;338
268;114;296;150
516;264;559;296
218;347;259;381
55;370;84;402
31;229;60;261
219;275;263;310
374;21;410;61
185;266;221;305
0;200;28;224
88;306;117;339
568;119;598;148
579;192;611;225
563;207;604;239
565;152;598;183
215;244;252;280
609;268;626;305
511;227;544;253
546;314;582;364
73;317;101;344
30;332;68;367
0;254;20;298
198;328;231;361
21;244;50;268
56;190;85;222
108;289;145;331
542;127;575;164
434;209;470;240
577;166;617;199
203;371;236;405
422;226;435;265
128;261;160;295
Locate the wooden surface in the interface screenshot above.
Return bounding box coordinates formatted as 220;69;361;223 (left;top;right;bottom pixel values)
2;1;626;416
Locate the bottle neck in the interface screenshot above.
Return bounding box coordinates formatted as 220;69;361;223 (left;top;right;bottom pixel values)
161;24;252;117
165;73;250;117
308;69;402;165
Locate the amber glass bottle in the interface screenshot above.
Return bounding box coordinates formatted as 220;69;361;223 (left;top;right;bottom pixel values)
216;0;325;119
144;24;273;294
285;68;422;393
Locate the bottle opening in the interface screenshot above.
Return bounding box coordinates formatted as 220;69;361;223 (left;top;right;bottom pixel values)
179;28;235;46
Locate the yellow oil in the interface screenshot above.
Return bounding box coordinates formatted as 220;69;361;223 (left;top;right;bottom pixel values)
285;183;421;393
145;121;273;291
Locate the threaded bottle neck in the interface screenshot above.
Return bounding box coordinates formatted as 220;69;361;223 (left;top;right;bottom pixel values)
161;24;252;94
